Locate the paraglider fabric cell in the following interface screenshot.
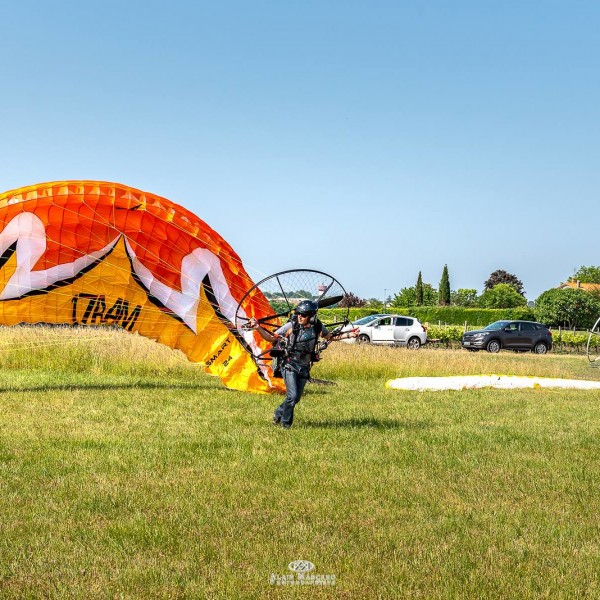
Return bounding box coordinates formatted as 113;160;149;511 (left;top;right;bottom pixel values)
0;181;283;393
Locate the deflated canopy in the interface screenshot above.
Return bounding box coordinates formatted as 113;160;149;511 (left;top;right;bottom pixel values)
0;180;279;393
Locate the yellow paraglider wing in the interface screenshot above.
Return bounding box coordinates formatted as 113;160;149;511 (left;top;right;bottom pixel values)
0;181;279;393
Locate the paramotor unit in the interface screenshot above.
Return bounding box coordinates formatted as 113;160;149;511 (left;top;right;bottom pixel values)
234;269;350;374
586;316;600;367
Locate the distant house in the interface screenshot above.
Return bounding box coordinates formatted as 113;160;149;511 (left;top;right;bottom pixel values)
558;281;600;294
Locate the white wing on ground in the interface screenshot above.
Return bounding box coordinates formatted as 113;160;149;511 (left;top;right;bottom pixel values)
386;375;600;391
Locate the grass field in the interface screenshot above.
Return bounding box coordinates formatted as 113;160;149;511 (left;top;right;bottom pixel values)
2;327;600;598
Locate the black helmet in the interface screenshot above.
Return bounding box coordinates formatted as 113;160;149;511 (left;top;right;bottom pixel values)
295;300;318;316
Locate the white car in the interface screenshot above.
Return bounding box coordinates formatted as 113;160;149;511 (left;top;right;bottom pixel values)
338;314;386;344
352;314;427;349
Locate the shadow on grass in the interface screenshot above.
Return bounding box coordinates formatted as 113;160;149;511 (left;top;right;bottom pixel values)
304;387;332;396
301;417;431;430
0;382;213;393
308;378;337;386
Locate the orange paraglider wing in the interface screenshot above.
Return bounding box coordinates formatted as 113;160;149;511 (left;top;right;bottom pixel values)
0;180;282;393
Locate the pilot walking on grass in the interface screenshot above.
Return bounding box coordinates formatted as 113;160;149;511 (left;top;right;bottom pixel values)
248;300;358;429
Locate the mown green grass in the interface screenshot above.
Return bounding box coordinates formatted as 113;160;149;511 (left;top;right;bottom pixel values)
1;328;600;598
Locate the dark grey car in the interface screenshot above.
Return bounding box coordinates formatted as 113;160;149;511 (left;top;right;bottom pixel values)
461;320;553;354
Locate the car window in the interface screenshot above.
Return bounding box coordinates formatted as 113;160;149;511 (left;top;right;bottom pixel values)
504;323;519;332
520;323;536;332
377;317;392;326
395;317;412;326
353;315;382;326
484;321;510;331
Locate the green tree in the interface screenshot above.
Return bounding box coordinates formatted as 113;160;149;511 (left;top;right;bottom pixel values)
535;288;600;329
365;298;383;310
478;284;527;309
268;299;290;313
451;288;478;307
415;271;424;306
569;266;600;284
392;287;416;306
484;270;525;296
439;265;451;306
392;284;437;307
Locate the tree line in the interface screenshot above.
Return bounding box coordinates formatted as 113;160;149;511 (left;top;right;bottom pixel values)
340;265;600;330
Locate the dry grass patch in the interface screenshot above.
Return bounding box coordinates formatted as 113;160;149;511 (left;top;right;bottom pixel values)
316;342;600;382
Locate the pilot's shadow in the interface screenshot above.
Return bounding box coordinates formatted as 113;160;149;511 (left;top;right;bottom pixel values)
300;418;431;430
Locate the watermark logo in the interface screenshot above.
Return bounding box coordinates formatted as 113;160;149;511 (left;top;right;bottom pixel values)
270;560;336;586
288;560;315;573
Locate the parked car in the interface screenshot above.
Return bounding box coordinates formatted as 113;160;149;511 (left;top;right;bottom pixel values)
351;314;427;349
351;314;387;326
338;315;386;344
461;320;552;354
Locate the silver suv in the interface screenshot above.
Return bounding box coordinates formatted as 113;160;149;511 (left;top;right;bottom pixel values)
354;314;427;349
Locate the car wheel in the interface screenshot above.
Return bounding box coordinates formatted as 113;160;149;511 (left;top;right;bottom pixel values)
533;342;548;354
407;337;421;350
357;334;370;344
486;340;501;353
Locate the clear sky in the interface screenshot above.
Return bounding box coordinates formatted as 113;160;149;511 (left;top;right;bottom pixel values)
1;1;598;302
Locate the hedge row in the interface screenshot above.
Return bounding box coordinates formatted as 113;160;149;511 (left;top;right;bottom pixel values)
318;306;536;327
421;327;598;354
424;326;594;344
315;308;597;353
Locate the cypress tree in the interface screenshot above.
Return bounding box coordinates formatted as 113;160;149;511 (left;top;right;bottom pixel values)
439;264;451;306
415;271;424;306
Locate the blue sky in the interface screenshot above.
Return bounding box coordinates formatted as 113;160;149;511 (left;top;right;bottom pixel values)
1;1;598;301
